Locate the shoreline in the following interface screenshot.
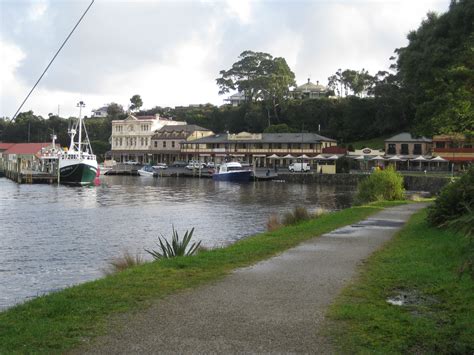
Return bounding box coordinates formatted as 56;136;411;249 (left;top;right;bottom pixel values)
0;201;407;353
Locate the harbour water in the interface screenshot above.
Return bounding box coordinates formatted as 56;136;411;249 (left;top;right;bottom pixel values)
0;176;355;310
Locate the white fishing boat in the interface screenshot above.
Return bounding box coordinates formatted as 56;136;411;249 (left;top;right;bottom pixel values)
58;101;98;184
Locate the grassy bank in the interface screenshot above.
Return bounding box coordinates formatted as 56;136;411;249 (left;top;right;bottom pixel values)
328;209;474;353
0;201;404;353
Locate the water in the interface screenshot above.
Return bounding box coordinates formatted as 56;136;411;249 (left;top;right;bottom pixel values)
0;175;354;310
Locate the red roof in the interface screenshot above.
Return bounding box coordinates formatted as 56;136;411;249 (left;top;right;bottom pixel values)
0;143;15;151
3;143;51;155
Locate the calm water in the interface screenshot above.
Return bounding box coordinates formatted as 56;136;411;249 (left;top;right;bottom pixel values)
0;175;355;310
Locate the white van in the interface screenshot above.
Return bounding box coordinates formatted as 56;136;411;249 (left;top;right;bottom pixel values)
288;162;311;172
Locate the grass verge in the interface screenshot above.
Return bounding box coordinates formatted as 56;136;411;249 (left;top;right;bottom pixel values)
328;209;474;353
0;201;405;353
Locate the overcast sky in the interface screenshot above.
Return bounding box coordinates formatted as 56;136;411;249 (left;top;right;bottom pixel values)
1;0;450;118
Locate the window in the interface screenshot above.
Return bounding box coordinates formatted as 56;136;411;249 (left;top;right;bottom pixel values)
163;141;167;148
435;142;445;149
387;144;396;155
401;144;409;155
154;141;158;148
413;144;422;155
172;141;175;148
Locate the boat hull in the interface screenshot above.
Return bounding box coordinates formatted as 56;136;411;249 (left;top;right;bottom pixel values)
59;161;98;185
212;170;252;182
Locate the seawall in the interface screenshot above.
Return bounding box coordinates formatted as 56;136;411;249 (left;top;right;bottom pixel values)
278;173;450;194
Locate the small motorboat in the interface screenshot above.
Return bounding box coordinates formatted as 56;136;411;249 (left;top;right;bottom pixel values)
137;165;156;177
212;161;252;182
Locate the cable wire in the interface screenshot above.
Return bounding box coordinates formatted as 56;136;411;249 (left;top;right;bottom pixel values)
11;0;95;121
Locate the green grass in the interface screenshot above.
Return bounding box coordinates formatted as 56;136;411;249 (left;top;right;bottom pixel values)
0;201;405;354
347;136;388;150
328;209;474;353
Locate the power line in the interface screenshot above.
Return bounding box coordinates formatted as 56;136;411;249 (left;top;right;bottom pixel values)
11;0;95;121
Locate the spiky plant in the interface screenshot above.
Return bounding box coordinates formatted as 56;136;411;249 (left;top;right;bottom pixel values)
145;227;201;260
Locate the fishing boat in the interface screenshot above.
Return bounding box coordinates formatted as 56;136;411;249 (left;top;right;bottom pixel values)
212;161;252;182
58;101;98;184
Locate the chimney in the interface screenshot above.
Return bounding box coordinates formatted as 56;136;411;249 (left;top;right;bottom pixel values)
307;78;310;83
317;80;319;85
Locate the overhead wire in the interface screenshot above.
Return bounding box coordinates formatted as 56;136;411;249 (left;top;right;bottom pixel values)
11;0;95;121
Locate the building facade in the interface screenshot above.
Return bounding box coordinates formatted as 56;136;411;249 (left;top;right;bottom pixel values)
150;124;214;164
384;133;432;157
292;79;328;99
432;134;473;170
110;114;184;163
181;132;337;168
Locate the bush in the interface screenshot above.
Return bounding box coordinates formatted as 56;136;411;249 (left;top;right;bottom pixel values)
103;251;144;275
355;166;405;204
267;214;282;231
283;206;311;225
427;166;474;228
145;227;201;260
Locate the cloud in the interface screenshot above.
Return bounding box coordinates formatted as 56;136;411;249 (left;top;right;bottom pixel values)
0;0;451;118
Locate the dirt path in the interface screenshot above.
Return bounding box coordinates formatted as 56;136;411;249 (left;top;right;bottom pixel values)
75;203;427;354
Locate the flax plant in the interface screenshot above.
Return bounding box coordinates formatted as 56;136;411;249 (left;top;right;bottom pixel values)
145;227;201;260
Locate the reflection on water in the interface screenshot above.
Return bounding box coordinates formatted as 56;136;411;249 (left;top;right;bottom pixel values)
0;176;354;310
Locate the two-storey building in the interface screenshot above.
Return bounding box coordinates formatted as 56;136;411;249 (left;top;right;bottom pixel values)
384;133;432;157
110;114;183;163
151;124;213;164
181;131;337;168
432;134;473;171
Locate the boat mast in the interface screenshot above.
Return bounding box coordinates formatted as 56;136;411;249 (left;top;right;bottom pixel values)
77;101;85;157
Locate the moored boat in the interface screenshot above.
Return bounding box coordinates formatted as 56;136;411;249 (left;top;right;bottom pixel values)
58;101;98;185
137;165;156;177
212;161;252;182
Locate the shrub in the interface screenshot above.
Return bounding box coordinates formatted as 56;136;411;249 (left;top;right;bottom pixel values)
145;227;201;260
267;214;282;231
354;166;405;204
427;166;474;228
103;251;144;275
283;206;311;225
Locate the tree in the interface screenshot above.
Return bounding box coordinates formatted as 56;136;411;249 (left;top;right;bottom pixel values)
395;0;474;135
216;50;296;125
129;95;143;112
106;103;124;120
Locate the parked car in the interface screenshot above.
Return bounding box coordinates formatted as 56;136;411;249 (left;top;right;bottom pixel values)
186;162;206;170
152;163;168;170
124;160;140;165
170;160;187;168
206;161;215;168
288;162;311;172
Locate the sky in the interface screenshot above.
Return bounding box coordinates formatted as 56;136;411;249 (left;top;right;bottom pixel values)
0;0;451;119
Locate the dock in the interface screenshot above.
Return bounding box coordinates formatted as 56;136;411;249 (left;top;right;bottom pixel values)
4;170;58;184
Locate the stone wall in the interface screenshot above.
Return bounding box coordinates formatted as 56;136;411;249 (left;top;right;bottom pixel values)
278;173;450;194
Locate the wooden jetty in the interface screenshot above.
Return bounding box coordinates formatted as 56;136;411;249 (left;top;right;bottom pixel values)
5;169;58;184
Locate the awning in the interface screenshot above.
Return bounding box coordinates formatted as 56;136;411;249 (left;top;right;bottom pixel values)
431;156;448;162
267;154;280;159
354;155;366;160
252;154;267;157
314;154;327;160
326;155;340;160
282;154;295;159
370;155;386;161
410;155;428;162
388;155;405;161
297;154;311;159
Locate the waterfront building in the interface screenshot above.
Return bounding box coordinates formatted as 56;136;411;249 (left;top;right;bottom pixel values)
384;133;432;157
1;143;54;174
291;79;328;99
181;131;337;169
432;134;473;171
150;124;214;164
110;113;184;164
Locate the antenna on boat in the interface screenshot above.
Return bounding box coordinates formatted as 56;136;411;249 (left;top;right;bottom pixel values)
10;0;95;121
77;101;85;157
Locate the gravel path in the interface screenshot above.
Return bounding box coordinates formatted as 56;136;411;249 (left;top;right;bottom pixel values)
74;203;427;354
